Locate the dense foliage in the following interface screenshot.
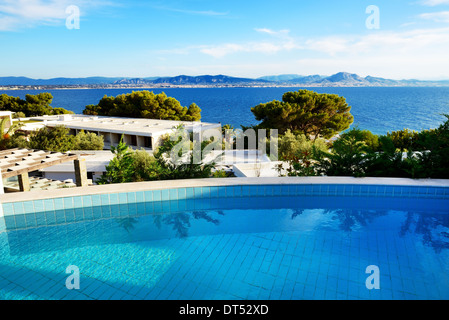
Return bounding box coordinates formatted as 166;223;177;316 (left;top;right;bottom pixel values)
83;91;202;121
0;93;72;117
28;126;76;152
97;129;217;184
280;116;449;179
2;126;104;152
251;89;354;139
73;130;104;150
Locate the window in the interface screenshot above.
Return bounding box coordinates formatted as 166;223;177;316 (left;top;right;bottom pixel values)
144;137;152;149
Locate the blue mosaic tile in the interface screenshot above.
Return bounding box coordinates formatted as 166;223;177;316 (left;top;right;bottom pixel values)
127;192;136;203
118;193;128;204
63;197;74;210
169;189;177;201
110;204;120;217
83;206;94;220
280;185;289;196
202;187;211;198
74;208;84;221
218;187;226;197
144;190;153;202
127;202;137;215
109;193;119;205
210;186;219;198
136;202;145;213
91;195;101;207
224;186;234;197
186;188;194;199
65;207;76;222
14;215;26;229
22;201;35;215
135;191;145;203
242;186;250;197
2;203;14;216
177;188;187;200
45;211;57;225
35;212;46;226
119;204;129;215
153;190;162;201
12;202;24;215
53;198;64;211
4;215;15;229
73;196;83;209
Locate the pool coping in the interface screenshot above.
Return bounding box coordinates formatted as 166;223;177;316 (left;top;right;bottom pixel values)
1;176;449;204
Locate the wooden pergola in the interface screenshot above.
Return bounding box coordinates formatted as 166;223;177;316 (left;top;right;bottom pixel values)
0;148;88;192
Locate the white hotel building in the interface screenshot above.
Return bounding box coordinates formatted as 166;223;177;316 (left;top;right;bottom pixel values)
13;113;222;184
20;114;222;151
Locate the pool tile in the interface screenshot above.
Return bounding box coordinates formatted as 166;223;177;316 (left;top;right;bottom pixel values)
144;190;153;202
118;193;128;204
74;208;84;221
109;193;119;205
63;197;74;210
35;212;46;226
45;211;57;225
63;209;74;223
153;190;162;201
169;189;177;201
135;191;145;203
91;195;101;206
177;188;186;200
4;215;15;229
53;198;64;211
14;214;26;229
2;203;14;216
127;192;136;203
202;187;211;198
22;201;35;214
13;202;24;215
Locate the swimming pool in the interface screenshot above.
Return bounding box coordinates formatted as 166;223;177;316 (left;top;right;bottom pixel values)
1;179;448;300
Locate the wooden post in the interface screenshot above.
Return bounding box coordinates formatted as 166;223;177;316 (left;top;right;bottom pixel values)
0;169;4;194
74;158;88;187
18;172;30;192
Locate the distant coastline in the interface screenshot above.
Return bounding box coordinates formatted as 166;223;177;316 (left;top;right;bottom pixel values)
1;72;449;90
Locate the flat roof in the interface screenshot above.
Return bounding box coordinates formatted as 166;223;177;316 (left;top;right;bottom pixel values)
28;114;221;137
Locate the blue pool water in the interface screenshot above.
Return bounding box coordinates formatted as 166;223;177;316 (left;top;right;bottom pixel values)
1;189;449;300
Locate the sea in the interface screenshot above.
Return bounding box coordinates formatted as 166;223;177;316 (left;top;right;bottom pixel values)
2;87;449;135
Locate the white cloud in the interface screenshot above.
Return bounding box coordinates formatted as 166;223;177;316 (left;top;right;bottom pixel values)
197;28;300;58
254;28;290;37
420;0;449;6
419;11;449;22
153;6;229;16
0;0;115;31
199;42;288;58
153;24;449;78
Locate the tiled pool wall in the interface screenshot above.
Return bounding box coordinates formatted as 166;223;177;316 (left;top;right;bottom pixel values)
1;183;449;232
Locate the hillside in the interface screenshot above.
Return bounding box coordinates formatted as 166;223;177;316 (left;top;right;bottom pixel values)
1;73;449;87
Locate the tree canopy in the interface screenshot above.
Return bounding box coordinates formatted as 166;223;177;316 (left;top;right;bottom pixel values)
25;126;104;152
0;93;73;117
83;91;202;121
28;126;76;152
251;89;354;140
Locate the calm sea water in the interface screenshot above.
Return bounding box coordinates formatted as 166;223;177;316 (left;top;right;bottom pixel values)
2;87;449;135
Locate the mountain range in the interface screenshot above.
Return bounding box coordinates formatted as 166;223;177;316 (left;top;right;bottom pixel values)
1;72;449;87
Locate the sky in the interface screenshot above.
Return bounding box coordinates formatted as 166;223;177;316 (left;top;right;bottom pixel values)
1;0;449;80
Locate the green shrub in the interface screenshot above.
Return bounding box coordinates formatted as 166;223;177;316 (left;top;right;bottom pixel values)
28;126;75;152
278;129;328;161
340;126;380;152
74;130;104;150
